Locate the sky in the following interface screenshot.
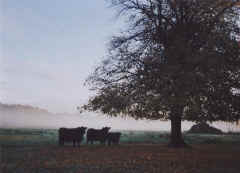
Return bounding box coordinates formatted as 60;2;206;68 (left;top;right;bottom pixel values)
1;0;125;113
1;0;240;132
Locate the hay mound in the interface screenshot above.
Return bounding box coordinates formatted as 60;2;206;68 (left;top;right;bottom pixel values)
187;122;223;134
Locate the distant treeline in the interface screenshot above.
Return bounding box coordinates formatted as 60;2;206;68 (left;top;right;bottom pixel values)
0;102;50;114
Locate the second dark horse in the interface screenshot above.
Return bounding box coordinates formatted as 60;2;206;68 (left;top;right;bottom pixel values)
86;127;110;145
59;127;87;147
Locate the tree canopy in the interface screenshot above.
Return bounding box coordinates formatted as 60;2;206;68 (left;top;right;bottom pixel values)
83;0;240;147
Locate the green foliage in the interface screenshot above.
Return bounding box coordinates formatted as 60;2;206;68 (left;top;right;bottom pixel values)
84;0;240;125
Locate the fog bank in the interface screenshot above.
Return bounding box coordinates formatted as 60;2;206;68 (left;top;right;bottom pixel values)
0;111;187;131
1;111;240;132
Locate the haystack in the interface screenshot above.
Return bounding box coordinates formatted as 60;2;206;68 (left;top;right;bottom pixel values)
187;122;223;134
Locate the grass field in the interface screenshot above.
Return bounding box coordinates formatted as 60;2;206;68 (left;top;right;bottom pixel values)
1;128;240;173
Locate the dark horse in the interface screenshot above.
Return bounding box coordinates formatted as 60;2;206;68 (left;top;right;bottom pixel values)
107;132;121;146
86;127;111;144
59;127;87;146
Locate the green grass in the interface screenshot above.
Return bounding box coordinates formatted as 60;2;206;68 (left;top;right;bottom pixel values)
0;128;58;146
1;143;240;173
1;128;240;173
1;128;240;146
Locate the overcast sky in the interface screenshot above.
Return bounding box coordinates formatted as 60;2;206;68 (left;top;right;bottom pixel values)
1;0;126;113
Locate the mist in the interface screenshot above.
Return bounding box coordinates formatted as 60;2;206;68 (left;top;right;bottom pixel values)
1;110;239;132
0;110;184;131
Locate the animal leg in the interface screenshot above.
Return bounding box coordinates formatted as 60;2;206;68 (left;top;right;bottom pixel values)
73;140;76;147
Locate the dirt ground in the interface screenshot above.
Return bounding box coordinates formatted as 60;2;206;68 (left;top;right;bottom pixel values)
1;143;240;173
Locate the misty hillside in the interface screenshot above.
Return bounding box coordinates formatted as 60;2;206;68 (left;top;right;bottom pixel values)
0;103;239;132
0;102;176;130
0;102;50;115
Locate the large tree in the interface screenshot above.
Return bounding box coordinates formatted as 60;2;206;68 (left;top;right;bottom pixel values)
83;0;240;147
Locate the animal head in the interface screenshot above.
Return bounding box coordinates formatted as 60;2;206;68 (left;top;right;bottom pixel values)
116;132;121;136
78;126;87;133
102;127;111;132
81;126;87;131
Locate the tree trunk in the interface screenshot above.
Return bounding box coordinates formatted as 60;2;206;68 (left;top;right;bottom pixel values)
168;106;188;148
